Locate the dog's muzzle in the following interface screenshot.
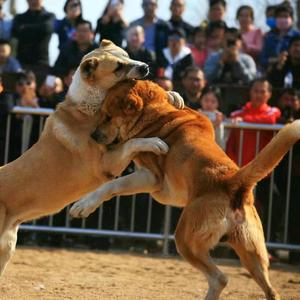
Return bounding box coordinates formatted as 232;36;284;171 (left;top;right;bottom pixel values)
138;64;149;77
127;63;149;79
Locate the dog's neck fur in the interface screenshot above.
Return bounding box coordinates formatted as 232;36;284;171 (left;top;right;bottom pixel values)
68;68;107;115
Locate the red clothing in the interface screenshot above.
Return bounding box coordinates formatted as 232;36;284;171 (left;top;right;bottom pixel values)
189;45;208;69
226;102;281;166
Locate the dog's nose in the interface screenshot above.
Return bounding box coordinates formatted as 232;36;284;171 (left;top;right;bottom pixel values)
138;64;149;77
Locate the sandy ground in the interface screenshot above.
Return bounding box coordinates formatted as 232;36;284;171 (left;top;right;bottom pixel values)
1;247;300;300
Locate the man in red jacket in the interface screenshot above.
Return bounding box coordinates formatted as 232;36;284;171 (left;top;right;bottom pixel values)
226;78;281;166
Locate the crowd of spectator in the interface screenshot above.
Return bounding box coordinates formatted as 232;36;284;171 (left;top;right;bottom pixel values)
0;0;299;259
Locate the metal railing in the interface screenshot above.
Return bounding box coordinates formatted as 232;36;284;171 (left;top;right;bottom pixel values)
1;107;300;254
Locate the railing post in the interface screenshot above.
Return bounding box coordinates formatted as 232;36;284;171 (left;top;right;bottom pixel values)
163;206;172;255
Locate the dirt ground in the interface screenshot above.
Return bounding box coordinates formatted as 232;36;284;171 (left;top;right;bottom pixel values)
1;247;299;300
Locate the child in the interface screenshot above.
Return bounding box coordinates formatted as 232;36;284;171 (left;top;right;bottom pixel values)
198;86;225;148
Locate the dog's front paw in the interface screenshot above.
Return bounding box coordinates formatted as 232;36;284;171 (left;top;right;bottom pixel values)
70;196;100;218
167;91;185;109
145;137;169;155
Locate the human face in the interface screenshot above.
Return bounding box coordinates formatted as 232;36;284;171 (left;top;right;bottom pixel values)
170;0;185;19
279;92;300;111
75;24;94;45
276;12;293;31
127;27;145;50
182;70;206;95
66;0;81;19
201;92;219;112
0;44;11;64
142;0;157;19
209;3;225;22
238;8;253;29
250;81;271;108
16;79;36;96
168;36;184;56
27;0;43;11
289;40;300;61
207;28;225;51
193;31;206;49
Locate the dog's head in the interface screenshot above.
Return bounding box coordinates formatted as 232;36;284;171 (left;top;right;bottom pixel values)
93;80;168;144
80;40;149;89
68;40;149;113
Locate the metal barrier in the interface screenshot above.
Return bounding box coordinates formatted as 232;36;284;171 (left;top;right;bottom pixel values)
1;107;300;254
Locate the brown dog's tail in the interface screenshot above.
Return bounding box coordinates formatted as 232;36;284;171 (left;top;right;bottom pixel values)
229;120;300;211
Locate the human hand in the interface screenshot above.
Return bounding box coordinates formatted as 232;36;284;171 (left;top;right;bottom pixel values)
277;51;288;69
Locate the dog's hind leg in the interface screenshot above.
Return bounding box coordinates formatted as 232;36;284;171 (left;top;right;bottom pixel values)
229;205;280;300
70;168;159;218
175;199;229;300
0;224;18;276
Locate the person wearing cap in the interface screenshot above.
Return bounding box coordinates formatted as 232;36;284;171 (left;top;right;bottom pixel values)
204;28;256;85
156;27;193;91
168;0;194;42
54;0;83;50
129;0;170;56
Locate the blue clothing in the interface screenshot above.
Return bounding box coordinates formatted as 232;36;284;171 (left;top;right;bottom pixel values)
260;28;300;70
54;17;77;50
0;57;22;73
204;50;257;85
130;17;171;55
0;18;12;40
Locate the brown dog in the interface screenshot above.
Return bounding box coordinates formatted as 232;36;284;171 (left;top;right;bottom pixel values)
0;41;184;277
71;79;300;300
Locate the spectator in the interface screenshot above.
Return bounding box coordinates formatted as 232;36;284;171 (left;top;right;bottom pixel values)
55;0;83;50
11;0;55;76
236;5;263;62
188;26;208;69
201;0;227;28
0;74;14;164
168;0;193;41
181;66;206;110
38;75;64;109
226;78;281;166
204;30;256;85
124;25;156;79
268;36;300;89
5;71;46;161
0;39;21;73
260;4;300;71
156;28;193;90
154;75;173;91
130;0;170;55
265;5;277;30
199;85;225;148
53;19;97;78
95;0;128;47
205;20;227;57
277;88;300;124
0;0;12;40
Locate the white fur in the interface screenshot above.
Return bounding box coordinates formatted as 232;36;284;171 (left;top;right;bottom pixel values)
68;68;107;115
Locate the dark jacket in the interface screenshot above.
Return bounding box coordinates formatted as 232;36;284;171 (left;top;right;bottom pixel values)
124;46;156;79
95;18;126;47
168;18;194;40
55;17;79;50
268;57;300;89
53;40;98;77
11;8;55;66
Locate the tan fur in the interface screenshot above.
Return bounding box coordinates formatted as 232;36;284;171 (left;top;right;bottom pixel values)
0;41;170;277
70;80;300;299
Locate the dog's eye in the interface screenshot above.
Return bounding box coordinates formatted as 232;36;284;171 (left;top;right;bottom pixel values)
114;62;124;73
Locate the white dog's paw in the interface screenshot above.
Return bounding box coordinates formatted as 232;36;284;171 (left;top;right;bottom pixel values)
70;200;97;218
145;137;169;155
167;91;185;109
70;192;101;218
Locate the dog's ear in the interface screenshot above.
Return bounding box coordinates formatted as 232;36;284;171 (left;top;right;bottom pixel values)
121;95;143;116
100;39;114;48
80;58;100;80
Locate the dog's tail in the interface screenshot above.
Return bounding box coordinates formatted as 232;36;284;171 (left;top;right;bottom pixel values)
229;120;300;211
